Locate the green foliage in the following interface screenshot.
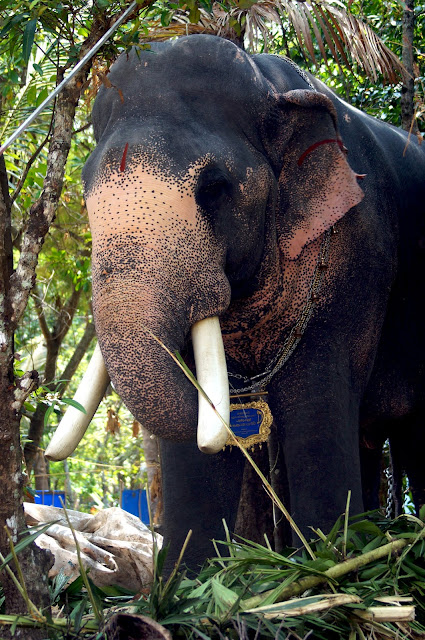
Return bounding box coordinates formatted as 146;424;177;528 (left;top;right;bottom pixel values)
2;512;425;638
264;0;424;129
114;512;425;638
43;387;145;511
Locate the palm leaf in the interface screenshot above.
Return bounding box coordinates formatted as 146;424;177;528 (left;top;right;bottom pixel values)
144;0;405;83
295;4;318;65
301;3;329;65
314;4;351;68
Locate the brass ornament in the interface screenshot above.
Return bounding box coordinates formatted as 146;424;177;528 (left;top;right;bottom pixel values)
226;396;273;450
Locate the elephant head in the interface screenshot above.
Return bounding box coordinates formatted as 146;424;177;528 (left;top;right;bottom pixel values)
46;35;363;460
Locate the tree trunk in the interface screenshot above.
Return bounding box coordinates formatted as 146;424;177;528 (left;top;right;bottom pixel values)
0;156;52;638
33;450;49;491
234;444;274;545
0;5;146;630
401;0;417;133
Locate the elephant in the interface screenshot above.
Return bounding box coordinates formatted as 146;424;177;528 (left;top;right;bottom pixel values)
46;34;425;573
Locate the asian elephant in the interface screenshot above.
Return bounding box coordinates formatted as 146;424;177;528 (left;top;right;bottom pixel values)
47;34;425;572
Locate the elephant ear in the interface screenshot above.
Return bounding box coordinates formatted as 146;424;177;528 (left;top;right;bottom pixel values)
266;89;364;260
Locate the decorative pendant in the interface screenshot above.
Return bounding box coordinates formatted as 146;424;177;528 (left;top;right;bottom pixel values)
226;393;273;450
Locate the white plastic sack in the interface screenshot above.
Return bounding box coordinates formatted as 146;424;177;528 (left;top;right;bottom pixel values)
24;504;162;592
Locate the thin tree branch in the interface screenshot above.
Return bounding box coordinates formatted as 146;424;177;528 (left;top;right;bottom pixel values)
32;284;82;384
58;321;96;394
32;287;51;343
52;287;82;344
73;121;92;135
8;2;147;331
10;113;54;206
34;41;57;69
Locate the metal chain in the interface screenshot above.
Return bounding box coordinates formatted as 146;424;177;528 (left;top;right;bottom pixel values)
384;467;394;519
384;440;395;518
229;227;333;394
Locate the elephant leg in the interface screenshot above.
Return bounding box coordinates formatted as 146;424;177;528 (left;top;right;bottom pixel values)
360;442;385;512
359;421;387;512
270;381;364;546
159;440;245;575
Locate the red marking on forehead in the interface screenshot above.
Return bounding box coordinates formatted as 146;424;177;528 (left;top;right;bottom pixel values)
120;143;129;172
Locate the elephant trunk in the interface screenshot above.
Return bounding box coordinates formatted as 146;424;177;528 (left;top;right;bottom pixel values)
45;317;229;460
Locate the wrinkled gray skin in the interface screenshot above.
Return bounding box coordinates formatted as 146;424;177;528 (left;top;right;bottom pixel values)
82;35;425;573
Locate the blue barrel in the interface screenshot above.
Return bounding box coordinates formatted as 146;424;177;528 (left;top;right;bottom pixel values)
121;489;149;524
34;490;66;507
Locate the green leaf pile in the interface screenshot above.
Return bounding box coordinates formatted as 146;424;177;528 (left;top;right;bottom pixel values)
137;512;425;639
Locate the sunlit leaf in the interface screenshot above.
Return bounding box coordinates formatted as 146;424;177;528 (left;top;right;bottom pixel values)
23;18;37;63
60;398;87;414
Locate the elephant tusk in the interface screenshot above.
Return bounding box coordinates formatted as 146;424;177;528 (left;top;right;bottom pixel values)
191;316;230;454
45;343;110;461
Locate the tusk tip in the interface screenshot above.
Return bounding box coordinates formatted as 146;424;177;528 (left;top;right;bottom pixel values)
197;427;228;454
198;443;224;454
44;448;64;462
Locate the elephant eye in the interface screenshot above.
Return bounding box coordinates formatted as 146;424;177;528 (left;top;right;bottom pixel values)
195;175;232;212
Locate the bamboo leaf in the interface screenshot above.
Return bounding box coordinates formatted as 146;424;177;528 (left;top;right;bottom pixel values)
43;403;55;426
23;18;37;63
246;593;362;617
60;397;87;413
0;522;59;570
211;578;239;612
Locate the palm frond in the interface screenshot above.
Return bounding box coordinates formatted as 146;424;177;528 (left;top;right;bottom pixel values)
142;0;405;83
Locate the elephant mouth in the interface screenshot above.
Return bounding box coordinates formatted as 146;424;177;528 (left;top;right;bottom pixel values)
45;316;230;459
180;339;196;375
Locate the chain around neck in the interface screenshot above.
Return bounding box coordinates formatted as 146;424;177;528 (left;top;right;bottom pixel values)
229;227;333;394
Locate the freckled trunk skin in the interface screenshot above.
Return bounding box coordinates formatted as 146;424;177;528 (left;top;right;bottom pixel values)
95;304;200;440
87;167;231;440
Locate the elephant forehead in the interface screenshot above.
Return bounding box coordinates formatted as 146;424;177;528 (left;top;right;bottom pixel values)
86;163;208;242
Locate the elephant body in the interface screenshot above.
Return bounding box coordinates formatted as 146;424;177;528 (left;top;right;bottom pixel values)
82;35;425;571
